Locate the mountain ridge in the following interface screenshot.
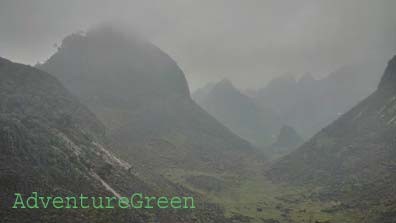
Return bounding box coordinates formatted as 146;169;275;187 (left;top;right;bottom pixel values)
268;55;396;222
193;78;282;148
0;57;155;222
1;56;232;223
255;62;382;138
39;27;259;176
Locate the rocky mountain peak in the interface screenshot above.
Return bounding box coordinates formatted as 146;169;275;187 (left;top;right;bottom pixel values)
209;79;242;98
215;78;235;89
298;73;316;85
40;26;191;109
378;55;396;91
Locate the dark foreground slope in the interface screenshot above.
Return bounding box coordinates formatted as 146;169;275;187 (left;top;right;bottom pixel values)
40;27;258;175
0;57;228;223
0;57;153;222
269;55;396;222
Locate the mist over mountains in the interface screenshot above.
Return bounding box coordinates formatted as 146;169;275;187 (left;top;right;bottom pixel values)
256;62;382;138
268;55;396;222
194;60;382;154
39;27;259;176
0;57;154;222
193;79;282;148
1;27;262;222
0;7;395;221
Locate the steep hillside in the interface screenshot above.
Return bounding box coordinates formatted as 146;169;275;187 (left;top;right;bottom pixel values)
0;57;153;222
269;55;396;222
39;27;257;175
0;57;232;223
193;79;282;147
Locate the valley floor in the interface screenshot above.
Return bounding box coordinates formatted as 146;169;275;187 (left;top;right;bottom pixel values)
163;169;364;223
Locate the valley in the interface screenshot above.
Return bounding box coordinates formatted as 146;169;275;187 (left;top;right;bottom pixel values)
162;168;363;223
0;3;395;221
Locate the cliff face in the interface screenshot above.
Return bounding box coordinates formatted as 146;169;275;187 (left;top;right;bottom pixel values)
268;55;396;222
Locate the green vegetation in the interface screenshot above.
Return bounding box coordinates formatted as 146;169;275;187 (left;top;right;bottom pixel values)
163;168;365;223
2;25;396;222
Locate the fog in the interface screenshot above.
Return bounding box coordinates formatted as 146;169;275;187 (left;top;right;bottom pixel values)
0;0;395;89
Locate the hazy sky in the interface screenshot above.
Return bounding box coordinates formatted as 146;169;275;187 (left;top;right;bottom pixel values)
0;0;395;90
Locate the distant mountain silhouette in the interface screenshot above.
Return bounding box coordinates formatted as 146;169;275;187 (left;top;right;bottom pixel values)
192;82;216;104
255;63;382;138
269;55;396;222
193;79;282;147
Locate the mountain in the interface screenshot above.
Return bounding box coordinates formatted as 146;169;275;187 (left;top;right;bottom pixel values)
268;125;303;155
256;62;382;138
268;55;396;222
191;82;216;104
0;57;154;222
39;27;257;176
193;79;282;147
0;57;233;223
